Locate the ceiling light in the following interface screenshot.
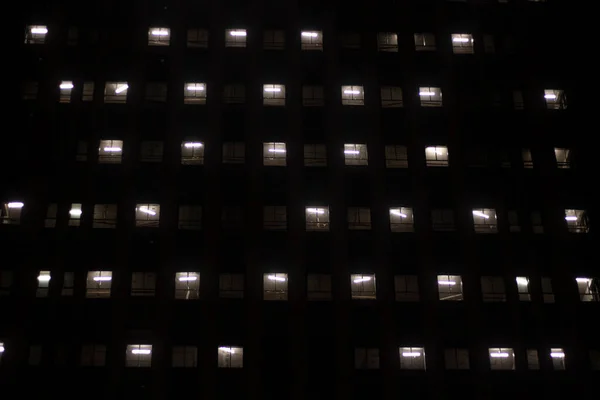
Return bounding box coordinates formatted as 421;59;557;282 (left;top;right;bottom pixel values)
550;352;565;358
575;278;590;283
268;149;286;153
490;353;510;358
60;82;74;89
184;142;203;148
516;277;529;285
472;211;490;219
438;281;456;286
419;91;436;96
344;150;360;154
115;84;129;94
132;349;152;355
219;347;235;353
564;216;577;221
390;210;407;218
264;87;281;92
7;202;24;209
230;31;246;36
544;94;557;100
186;85;205;91
0;346;4;353
301;32;318;38
103;147;122;152
353;277;372;283
267;275;286;282
69;209;82;216
31;27;48;34
93;276;112;282
138;207;156;216
343;90;360;95
37;275;51;282
306;208;325;214
402;352;421;357
178;276;198;282
452;37;470;43
151;30;169;36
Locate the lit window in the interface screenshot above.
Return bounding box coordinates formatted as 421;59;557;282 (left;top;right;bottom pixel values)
263;273;288;300
304;144;327;166
390;207;414;232
527;349;539;370
438;275;464;301
223;142;245;164
93;204;117;228
576;277;599;302
307;274;332;301
218;346;243;368
344;144;368;166
25;25;48;44
225;29;247;47
148;27;170;46
516;277;531;301
36;271;51;297
341;86;364;106
554;148;571;169
399;347;426;370
135;204;160;228
1;201;24;225
381;86;403;108
377;32;398;52
175;272;200;300
431;209;455;231
414;33;436;51
184;83;206;104
140;141;163;162
425;146;449;167
172;346;197;367
29;345;42;366
483;34;495;53
481;276;506;302
419;87;442;107
126;345;152;367
98;140;123;164
385;145;408;168
340;32;360;49
550;348;566;370
145;82;167;102
350;274;376;300
489;348;515;370
263;142;287;165
76;141;87;161
59;81;74;103
394;275;419;301
22;81;38;100
522;149;533;168
86;271;112;298
223;84;245;104
81;344;106;367
472;208;497;233
348;207;371;230
541;277;554;303
301;30;323;50
178;205;202;230
219;273;244;299
181;141;204;164
264;30;285;50
0;271;12;296
131;272;156;296
82;82;94;102
306;206;330;231
531;211;544;233
451;34;474;54
302;85;324;106
263;84;286;106
187;28;208;48
104;82;128;104
355;348;379;369
263;206;287;230
544;89;567;110
507;211;520;233
62;272;74;296
564;209;589;233
513;90;524;110
445;348;469;370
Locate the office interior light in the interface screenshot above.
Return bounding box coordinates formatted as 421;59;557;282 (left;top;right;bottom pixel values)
516;277;529;285
37;274;51;282
7;202;24;208
178;276;198;282
301;32;318;37
268;148;286;153
93;276;112;282
402;352;421;357
550;352;565;358
575;278;590;283
186;85;205;91
490;352;510;358
184;142;203;148
472;211;490;219
115;84;129;94
0;346;4;352
390;210;407;218
60;82;74;89
69;209;82;216
219;347;235;353
438;281;456;285
151;30;169;36
343;90;360;95
353;277;372;283
419;91;436;96
544;94;557;99
131;349;152;355
230;31;246;36
138;207;156;216
452;37;470;43
267;275;286;282
306;208;325;214
565;216;578;221
31;27;48;34
264;87;281;92
344;150;360;154
103;147;122;152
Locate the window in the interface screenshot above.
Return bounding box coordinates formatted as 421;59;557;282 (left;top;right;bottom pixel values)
218;347;243;368
62;272;74;296
104;82;128;104
81;344;106;366
472;208;498;233
140;141;163;162
22;81;38;100
93;204;117;228
513;90;524;110
86;271;112;298
135;204;160;228
131;272;156;296
531;211;544;233
341;86;364;106
489;348;515;370
348;207;371;230
541;277;554;303
76;141;88;161
483;34;495;53
350;274;376;300
355;348;379;369
302;85;324;106
481;276;506;302
438;275;464;301
565;209;589;233
145;83;167;102
550;348;566;370
187;28;208;48
219;273;244;299
544;89;567;110
304;144;327;166
223;142;245;164
181;141;204;165
554;148;571;169
1;202;24;225
263;142;287;165
223;84;245;104
301;31;323;50
36;271;51;297
148;27;170;46
172;346;197;367
522;149;533;168
45;204;57;228
385;145;408;168
381;86;403;108
29;345;42;366
507;211;521;233
178;205;202;230
264;30;285;50
225;29;247;47
263;206;287;230
262;84;286;106
527;349;539;370
0;341;4;363
377;32;398;52
419;87;442;107
590;350;600;370
126;345;152;367
399;347;426;370
445;348;469;370
59;81;74;103
264;273;288;300
576;277;599;302
425;146;449;167
414;33;436;51
82;82;94;101
451;34;474;54
175;272;200;300
98;140;123;164
306;207;330;231
390;207;414;232
431;209;455;231
25;25;48;44
394;275;419;301
0;271;11;295
516;277;531;301
307;274;332;301
184;83;206;104
344;144;368;165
